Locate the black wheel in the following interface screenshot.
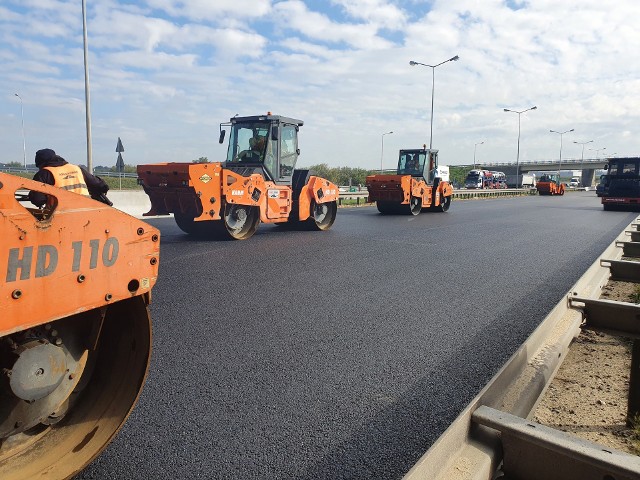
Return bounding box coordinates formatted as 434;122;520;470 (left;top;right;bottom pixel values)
174;212;197;234
174;213;226;238
407;196;422;215
376;201;395;214
310;201;337;231
437;195;451;212
223;204;260;240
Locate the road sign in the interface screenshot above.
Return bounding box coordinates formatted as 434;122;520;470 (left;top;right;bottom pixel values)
116;153;125;172
116;137;124;153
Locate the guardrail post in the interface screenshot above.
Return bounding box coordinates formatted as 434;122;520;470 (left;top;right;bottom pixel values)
628;339;640;426
357;197;360;206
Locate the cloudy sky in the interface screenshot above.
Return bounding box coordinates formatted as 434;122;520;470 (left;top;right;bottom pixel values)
1;0;638;170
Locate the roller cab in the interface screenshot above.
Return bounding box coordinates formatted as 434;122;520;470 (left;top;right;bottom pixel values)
366;148;453;215
0;173;159;479
137;113;339;240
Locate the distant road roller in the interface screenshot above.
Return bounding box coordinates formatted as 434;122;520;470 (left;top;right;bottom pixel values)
0;172;159;479
536;173;565;196
137;113;339;240
366;148;453;215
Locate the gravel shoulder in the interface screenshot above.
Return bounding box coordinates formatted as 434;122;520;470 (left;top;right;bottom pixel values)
533;278;640;455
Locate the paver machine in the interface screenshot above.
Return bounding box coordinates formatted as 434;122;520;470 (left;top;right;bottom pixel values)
536;173;565;196
366;148;453;215
0;172;159;479
137;113;339;240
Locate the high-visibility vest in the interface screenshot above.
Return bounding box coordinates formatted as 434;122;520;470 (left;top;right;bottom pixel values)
43;164;90;196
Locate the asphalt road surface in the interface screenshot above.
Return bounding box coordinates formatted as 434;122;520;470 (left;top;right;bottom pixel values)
78;191;635;480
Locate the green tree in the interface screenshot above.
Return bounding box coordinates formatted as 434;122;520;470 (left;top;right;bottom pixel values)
449;166;469;187
305;164;377;186
192;157;209;163
306;163;333;182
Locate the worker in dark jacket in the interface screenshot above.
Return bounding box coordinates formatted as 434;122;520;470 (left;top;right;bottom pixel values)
29;148;111;207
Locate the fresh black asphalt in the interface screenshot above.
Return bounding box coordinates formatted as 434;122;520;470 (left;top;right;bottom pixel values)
77;191;636;479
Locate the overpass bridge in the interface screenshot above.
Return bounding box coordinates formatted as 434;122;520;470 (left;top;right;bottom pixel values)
478;157;607;186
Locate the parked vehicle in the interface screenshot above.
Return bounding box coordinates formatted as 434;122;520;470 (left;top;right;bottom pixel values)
601;157;640;210
506;173;536;188
491;171;508;189
434;165;450;182
569;177;581;188
366;148;453;215
137;113;339;240
465;169;492;189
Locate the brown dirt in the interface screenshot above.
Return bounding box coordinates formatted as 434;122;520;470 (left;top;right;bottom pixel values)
532;279;640;455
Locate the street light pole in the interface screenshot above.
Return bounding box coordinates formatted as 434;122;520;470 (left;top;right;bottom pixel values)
409;55;459;150
473;141;484;169
380;131;393;173
14;93;26;170
503;106;537;188
573;139;593;187
550;128;574;183
82;0;93;172
589;147;606;159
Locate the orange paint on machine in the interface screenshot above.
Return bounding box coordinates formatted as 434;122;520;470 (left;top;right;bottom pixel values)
366;148;453;215
137;114;338;240
0;172;160;478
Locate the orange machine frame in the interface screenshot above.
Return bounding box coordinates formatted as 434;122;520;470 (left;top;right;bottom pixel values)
0;173;160;336
138;162;339;224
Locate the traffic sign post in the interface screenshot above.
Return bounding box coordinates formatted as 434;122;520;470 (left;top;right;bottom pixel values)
116;137;125;189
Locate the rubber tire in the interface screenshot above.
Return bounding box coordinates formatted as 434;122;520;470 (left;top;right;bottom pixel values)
223;204;260;240
437;195;451;212
408;197;422;216
309;201;337;231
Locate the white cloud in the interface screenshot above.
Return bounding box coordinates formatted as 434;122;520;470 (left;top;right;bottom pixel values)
1;0;639;170
332;0;407;29
273;1;394;50
145;0;272;20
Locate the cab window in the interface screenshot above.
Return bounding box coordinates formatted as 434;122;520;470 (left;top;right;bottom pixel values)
279;125;297;178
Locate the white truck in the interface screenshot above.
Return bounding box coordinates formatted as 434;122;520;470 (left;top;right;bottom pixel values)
433;165;450;182
506;173;536;188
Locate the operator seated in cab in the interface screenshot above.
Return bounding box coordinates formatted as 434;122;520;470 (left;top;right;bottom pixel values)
234;134;267;163
401;154;420;175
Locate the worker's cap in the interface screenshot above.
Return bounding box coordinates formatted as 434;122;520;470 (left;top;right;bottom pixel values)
35;148;56;167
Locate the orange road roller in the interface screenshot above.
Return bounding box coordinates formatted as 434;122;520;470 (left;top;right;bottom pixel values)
137;113;339;240
536;173;565;195
0;172;159;479
366;148;453;215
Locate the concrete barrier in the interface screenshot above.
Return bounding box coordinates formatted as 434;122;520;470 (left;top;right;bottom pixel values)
107;190;153;219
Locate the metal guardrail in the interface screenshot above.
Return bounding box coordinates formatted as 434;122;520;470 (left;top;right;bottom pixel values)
403;216;640;480
338;188;539;205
